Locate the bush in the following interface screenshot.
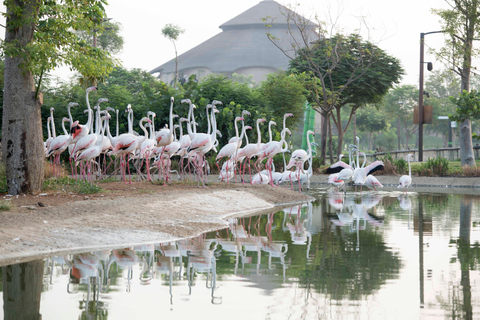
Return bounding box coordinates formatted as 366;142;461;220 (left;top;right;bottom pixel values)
416;157;449;177
394;158;408;175
378;154;396;175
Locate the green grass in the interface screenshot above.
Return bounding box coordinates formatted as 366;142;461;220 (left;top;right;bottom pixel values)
43;177;103;194
0;200;12;211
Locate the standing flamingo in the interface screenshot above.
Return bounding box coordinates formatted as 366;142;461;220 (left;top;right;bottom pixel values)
70;86;97;143
285;130;314;191
46;117;72;176
398;153;414;193
215;116;244;183
187;104;220;187
352;136;384;192
236;118;266;184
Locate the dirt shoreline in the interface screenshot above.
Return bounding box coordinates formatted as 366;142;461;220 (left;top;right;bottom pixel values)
0;181;313;267
0;173;479;267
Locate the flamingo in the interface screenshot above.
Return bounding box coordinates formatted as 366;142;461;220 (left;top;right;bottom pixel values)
261;127;292;186
352;137;384;192
187;104;220;187
138;111;157;181
71;98;109;159
76;114;110;182
328;173;345;191
70;86;97;144
236;118;266;184
324;154;351;174
46;117;72;176
155;97;176;181
364;175;384;191
44;116;53;155
215;116;244;183
398;153;414;193
285;130;314;191
228;110;250;148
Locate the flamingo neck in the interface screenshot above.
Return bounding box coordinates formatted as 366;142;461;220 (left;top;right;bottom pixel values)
256;120;262;146
408;158;412;177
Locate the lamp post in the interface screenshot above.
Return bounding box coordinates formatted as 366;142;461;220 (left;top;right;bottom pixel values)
418;31;445;161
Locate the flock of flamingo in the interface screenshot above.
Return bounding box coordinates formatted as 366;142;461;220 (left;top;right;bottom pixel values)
43;87;316;190
325;137;414;193
44;86;414;193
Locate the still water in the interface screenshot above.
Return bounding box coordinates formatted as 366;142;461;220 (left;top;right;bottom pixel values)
1;189;480;319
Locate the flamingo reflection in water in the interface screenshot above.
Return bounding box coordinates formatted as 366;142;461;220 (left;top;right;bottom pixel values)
184;237;222;304
398;194;413;229
283;203;314;258
111;248;139;292
327;192;385;250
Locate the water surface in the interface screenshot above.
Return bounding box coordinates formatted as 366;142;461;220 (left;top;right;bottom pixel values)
1;189;480;319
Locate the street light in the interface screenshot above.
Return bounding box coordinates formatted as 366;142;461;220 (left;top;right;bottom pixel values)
418;30;445;161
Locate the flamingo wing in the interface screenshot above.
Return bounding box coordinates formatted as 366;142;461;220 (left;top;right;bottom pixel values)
365;160;385;175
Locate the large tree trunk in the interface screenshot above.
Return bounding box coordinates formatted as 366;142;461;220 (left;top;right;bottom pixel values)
459;119;475;166
2;1;44;195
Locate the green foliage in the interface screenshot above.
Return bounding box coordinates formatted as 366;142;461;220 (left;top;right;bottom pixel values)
417;157;450;177
1;0;120;89
161;24;185;41
394;158;408;175
449;89;480;122
43;177;103;194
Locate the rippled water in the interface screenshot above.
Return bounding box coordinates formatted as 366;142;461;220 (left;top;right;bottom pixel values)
2;188;480;319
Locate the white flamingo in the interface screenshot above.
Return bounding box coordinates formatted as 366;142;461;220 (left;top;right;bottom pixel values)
398;153;414;193
236;118;266;184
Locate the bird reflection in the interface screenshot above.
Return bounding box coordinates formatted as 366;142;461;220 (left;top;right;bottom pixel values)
398;194;413;229
327;192;385;250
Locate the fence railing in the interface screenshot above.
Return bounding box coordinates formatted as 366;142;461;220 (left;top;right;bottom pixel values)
330;146;480;163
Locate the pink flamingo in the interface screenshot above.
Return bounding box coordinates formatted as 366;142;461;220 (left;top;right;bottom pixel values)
236;118;266;184
187;105;220;187
286;130;314;192
46;117;72;177
70;86;97;144
215;116;244;183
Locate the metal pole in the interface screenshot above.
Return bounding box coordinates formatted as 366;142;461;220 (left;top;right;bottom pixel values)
418;33;425;162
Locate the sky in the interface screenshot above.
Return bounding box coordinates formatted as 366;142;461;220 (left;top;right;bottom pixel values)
1;0;451;86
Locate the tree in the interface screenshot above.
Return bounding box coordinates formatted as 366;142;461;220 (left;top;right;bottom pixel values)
287;33;403;160
432;0;480;166
1;0;118;195
161;24;185;86
76;20;124;54
383;85;418;150
265;5;403;163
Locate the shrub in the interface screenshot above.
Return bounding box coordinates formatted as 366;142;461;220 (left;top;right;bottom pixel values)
417;157;449;176
378;154;396;175
394;158;408;175
462;165;480;176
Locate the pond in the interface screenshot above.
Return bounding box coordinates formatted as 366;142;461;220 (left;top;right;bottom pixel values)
1;188;480;319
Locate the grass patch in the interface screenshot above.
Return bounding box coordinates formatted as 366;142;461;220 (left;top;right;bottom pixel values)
43;177;103;194
0;200;12;211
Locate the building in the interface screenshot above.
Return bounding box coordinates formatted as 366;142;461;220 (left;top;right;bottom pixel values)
150;0;315;84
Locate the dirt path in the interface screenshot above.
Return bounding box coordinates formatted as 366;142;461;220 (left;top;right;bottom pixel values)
0;181;312;266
